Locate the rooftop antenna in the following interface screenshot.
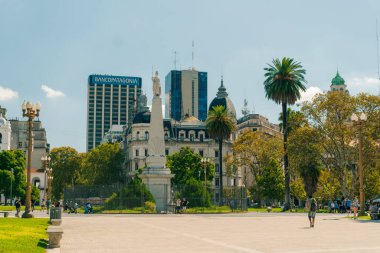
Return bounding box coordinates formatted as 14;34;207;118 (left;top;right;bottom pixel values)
376;19;380;95
192;40;194;70
173;51;177;70
241;99;250;117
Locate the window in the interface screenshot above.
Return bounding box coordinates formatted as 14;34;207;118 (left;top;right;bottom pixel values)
18;142;23;148
145;131;149;140
199;134;204;142
199;150;204;157
0;133;2;143
180;133;185;141
215;164;219;173
190;134;194;142
215;177;220;187
136;131;140;140
135;149;139;156
165;149;169;156
135;162;139;170
145;149;148;157
215;150;219;157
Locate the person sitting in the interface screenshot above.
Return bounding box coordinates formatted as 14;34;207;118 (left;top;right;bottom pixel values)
181;198;189;212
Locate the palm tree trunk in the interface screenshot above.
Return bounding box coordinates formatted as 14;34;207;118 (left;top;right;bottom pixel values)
219;138;224;206
282;102;290;210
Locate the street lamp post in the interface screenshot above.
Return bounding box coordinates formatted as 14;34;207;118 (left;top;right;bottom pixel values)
351;112;367;216
41;155;51;206
201;158;210;204
21;101;41;218
10;168;14;205
47;168;53;202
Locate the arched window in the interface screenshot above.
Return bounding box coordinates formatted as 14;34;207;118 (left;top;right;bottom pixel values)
136;131;140;140
145;131;149;140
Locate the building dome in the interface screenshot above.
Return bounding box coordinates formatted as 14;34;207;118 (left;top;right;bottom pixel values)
208;78;236;119
331;71;345;85
133;111;151;124
181;114;204;126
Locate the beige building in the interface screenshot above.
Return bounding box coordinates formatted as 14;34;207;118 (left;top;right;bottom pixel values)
9;118;49;203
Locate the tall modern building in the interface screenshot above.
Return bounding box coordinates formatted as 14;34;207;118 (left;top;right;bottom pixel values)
165;69;207;121
87;74;142;151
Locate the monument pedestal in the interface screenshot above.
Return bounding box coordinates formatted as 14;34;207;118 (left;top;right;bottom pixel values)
139;167;174;213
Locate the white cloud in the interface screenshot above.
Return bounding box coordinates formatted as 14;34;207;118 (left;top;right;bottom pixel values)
0;86;18;101
298;86;323;103
41;85;65;98
348;77;380;87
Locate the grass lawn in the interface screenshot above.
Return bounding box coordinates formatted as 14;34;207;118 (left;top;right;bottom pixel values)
186;206;236;213
0;218;49;253
0;206;42;211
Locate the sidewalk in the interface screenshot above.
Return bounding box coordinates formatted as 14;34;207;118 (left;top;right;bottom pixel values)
53;213;380;253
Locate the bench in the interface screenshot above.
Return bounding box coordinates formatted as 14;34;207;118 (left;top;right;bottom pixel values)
47;226;63;248
0;211;11;218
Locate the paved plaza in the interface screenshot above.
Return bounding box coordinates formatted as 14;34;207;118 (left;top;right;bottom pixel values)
45;213;380;253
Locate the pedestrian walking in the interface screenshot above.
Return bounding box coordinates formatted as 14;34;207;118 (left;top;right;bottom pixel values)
352;196;359;220
46;199;50;214
306;195;317;228
15;199;21;217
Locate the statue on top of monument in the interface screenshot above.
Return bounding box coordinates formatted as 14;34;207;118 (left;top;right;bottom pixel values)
152;71;161;97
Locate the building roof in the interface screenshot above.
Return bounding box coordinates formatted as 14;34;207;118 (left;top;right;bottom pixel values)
331;71;345;85
208;78;236;119
180;115;203;126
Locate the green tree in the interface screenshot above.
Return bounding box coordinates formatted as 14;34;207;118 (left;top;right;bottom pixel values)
206;105;236;205
278;108;306;134
256;159;285;206
315;169;340;203
105;176;154;209
290;178;306;206
264;57;307;210
177;178;211;207
167;147;214;186
50;147;82;200
31;186;40;204
82;143;125;186
226;131;282;202
288;127;322;196
0;150;26;203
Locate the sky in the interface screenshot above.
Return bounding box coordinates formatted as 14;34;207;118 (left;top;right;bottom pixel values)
0;0;379;152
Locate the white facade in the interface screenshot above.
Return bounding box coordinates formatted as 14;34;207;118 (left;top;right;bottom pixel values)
125;115;237;188
0;113;11;151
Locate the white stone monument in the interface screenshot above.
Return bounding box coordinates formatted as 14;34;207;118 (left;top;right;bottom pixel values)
139;71;174;213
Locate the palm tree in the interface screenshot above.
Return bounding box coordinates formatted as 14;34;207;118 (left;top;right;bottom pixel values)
206;105;236;206
264;57;307;210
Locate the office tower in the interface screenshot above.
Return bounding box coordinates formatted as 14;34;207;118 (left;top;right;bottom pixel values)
87;74;142;151
165;69;207;121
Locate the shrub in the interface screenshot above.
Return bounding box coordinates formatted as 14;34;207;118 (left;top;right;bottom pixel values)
144;201;156;213
178;178;211;207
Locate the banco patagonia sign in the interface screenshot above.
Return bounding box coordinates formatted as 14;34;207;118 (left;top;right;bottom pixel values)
91;75;141;85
